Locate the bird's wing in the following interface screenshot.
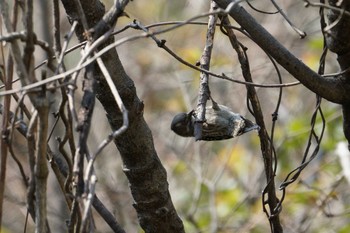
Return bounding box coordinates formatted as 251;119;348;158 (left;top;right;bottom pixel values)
201;121;233;140
200;107;234;140
195;104;258;140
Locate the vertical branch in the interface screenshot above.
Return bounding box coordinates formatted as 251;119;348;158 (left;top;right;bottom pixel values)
52;1;76;206
220;16;283;232
278;5;328;210
323;0;350;149
68;1;96;231
53;0;62;54
27;109;38;223
73;62;96;232
35;97;50;233
0;58;8;231
81;175;97;233
194;1;218;140
23;1;51;232
60;1;185;232
0;0;29;84
22;0;35;78
25;1;47;231
1;0;52;231
0;0;17;222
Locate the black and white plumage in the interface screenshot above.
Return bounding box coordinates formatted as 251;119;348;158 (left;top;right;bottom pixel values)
171;104;259;141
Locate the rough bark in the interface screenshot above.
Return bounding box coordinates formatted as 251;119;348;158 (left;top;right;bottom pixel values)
325;0;350;56
60;1;184;232
324;0;350;148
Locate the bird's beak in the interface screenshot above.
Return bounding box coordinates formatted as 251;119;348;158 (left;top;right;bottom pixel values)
243;119;260;133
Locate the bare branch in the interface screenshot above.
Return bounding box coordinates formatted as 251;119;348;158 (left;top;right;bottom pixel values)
35;101;50;233
193;1;218;141
270;0;306;38
220;15;283;232
92;195;126;233
60;0;185;231
0;0;29;85
303;0;350;16
214;0;350;104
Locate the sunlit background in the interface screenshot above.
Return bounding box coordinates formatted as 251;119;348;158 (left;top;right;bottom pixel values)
1;0;349;232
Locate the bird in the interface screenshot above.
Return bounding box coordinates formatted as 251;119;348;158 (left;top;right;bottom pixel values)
171;102;259;141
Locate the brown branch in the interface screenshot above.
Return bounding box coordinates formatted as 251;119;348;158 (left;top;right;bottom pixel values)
220;16;283;232
194;1;218;140
71;62;96;232
35;99;50;233
322;0;350;149
92;195;126;233
53;0;62;53
1;1;51;231
0;20;306;97
22;0;35;75
0;56;9;232
5;104;121;232
90;0;130;40
60;0;184;232
213;0;350;104
0;0;29;87
26;110;38;225
128;20;301;89
0;97;29;189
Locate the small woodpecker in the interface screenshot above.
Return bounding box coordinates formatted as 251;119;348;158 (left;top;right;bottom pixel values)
171;103;259;141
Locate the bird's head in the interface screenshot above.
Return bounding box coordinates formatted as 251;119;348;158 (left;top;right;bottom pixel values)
171;111;194;137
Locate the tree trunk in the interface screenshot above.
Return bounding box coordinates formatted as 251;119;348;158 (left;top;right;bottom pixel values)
60;1;185;232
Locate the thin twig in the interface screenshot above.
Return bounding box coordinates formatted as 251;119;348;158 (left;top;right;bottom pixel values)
1;18;307;98
220;15;283;232
81;175;97;233
214;0;349;103
303;0;350;17
92;55;129;157
270;0;306;38
0;0;29;86
92;195;126;233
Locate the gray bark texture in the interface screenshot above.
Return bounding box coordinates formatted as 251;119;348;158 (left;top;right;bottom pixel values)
60;0;185;232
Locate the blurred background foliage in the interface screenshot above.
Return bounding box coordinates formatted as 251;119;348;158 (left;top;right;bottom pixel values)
2;0;350;232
